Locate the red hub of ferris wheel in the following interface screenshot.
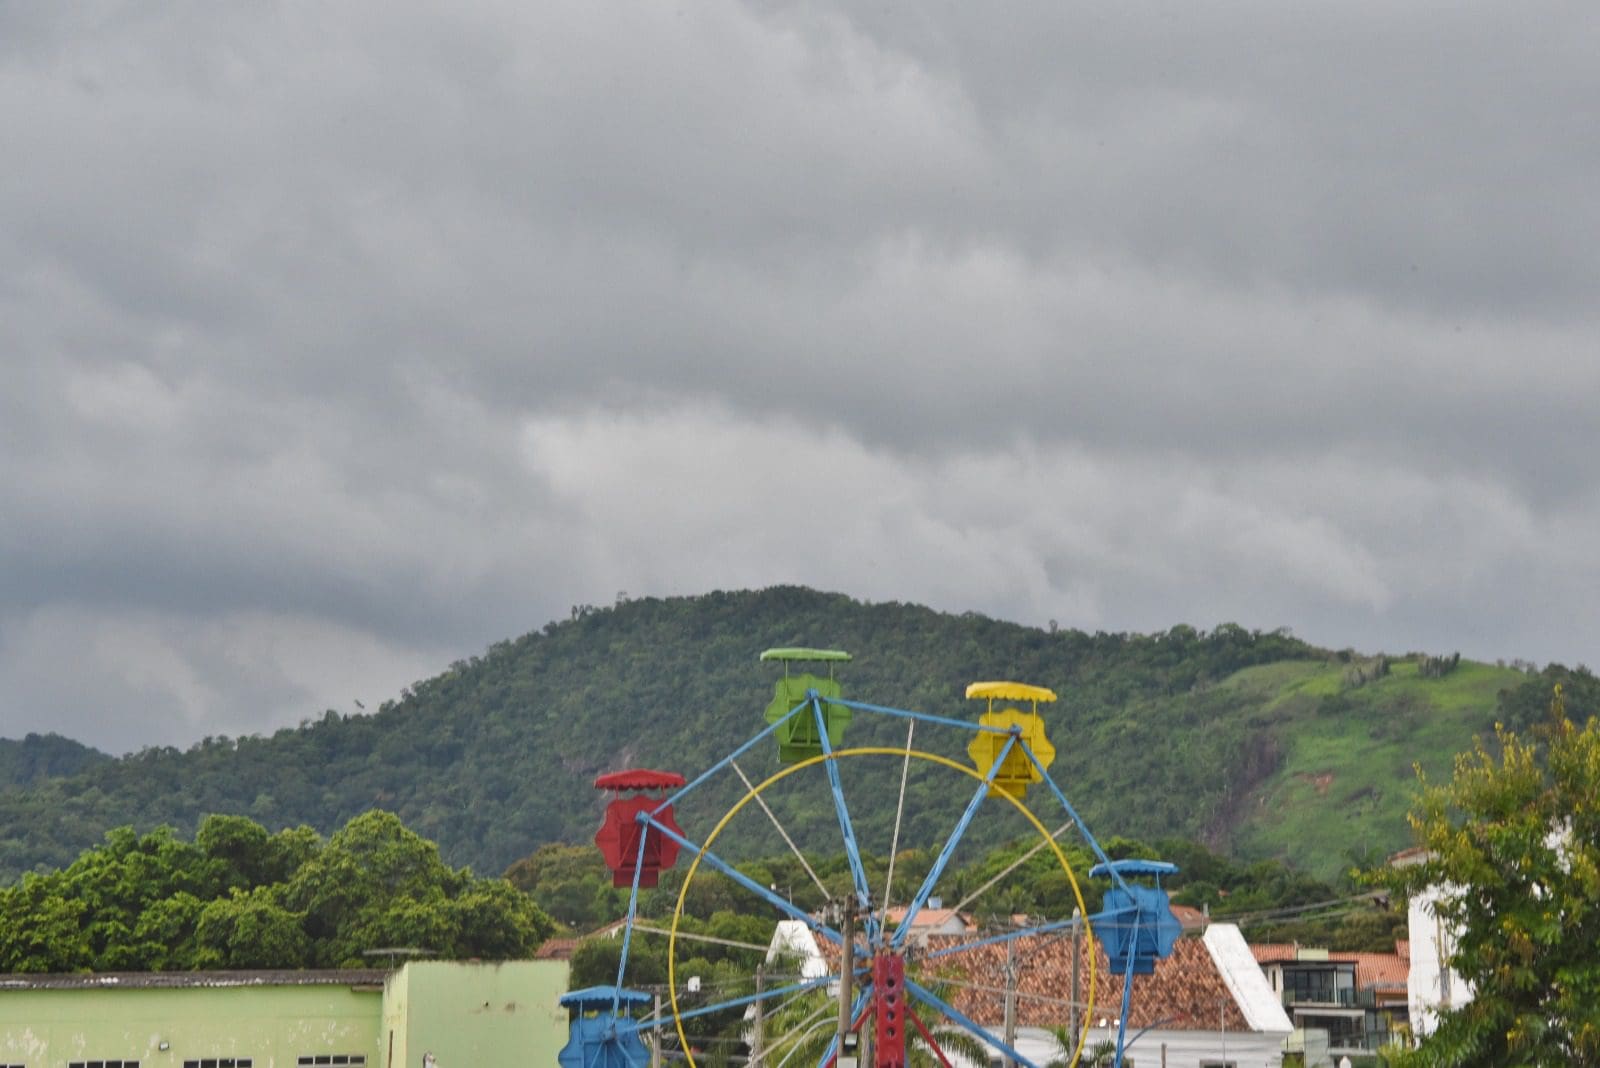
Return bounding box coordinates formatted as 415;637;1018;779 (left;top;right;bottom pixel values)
872;953;908;1068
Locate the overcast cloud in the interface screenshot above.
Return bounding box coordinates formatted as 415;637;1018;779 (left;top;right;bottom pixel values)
2;2;1597;754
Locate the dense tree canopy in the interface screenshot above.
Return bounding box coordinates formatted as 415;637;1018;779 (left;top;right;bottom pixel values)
520;828;1399;957
0;589;1576;885
0;733;108;788
0;590;1325;878
1379;686;1600;1065
0;811;553;972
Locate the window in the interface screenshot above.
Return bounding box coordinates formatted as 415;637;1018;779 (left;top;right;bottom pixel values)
1198;1061;1236;1068
70;1062;139;1068
184;1060;253;1068
1300;1012;1366;1049
298;1058;366;1067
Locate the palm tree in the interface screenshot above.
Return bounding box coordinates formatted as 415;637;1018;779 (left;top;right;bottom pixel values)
1043;1026;1116;1068
756;980;994;1068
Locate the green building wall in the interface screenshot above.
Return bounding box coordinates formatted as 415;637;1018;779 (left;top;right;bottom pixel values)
382;962;570;1068
0;982;382;1068
0;962;570;1068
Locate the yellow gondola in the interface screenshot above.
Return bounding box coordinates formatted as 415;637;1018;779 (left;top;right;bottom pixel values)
964;680;1057;798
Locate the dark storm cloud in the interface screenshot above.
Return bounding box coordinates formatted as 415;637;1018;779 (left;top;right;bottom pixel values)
1;1;1596;751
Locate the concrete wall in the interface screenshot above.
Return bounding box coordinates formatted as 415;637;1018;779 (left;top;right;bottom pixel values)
0;983;382;1068
1010;1025;1285;1068
0;962;570;1068
384;962;569;1068
1406;888;1470;1037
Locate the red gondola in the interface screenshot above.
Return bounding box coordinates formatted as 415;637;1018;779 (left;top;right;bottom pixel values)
593;768;686;888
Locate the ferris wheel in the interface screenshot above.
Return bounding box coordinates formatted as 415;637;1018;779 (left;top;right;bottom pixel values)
558;649;1182;1068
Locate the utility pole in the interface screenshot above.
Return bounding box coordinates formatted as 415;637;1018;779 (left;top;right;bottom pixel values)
1071;908;1082;1020
652;992;663;1068
1002;936;1017;1068
751;966;766;1067
838;907;855;1065
1437;913;1452;1007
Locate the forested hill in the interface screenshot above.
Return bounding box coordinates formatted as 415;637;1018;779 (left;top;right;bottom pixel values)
0;734;109;789
0;587;1586;883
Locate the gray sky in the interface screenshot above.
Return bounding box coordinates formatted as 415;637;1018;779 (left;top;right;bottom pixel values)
3;2;1597;754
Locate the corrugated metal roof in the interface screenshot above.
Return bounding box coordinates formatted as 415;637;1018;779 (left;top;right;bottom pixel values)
0;969;389;991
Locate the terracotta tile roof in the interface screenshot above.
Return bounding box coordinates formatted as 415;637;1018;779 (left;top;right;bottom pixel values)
1248;942;1299;963
883;907;971;929
1344;952;1408;992
943;933;1249;1032
818;931;1250;1033
535;937;580;960
1169;905;1207;930
1248;944;1409;993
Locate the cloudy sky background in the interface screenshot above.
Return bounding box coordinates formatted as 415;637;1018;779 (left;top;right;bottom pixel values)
3;2;1597;753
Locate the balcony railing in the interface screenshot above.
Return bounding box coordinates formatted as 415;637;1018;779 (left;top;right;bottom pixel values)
1281;987;1358;1007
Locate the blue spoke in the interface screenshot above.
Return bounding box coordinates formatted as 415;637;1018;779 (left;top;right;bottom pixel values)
620;973;844;1034
891;733;1016;950
830;696;1014;735
611;825;654;1012
1113;931;1138;1068
904;978;1036;1068
640;813;848;948
650;698;809;815
922;908;1117;960
1017;740;1132;895
813;696;872;921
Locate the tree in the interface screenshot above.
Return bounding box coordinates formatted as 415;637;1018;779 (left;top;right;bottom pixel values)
1378;685;1600;1065
0;811;552;972
757;978;990;1068
1045;1028;1117;1068
194;887;311;969
280;810;552;967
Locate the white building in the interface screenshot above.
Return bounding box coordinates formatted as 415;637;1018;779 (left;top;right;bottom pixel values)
1390;847;1471;1037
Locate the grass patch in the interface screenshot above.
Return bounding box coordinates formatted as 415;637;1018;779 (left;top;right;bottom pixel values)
1228;659;1528;880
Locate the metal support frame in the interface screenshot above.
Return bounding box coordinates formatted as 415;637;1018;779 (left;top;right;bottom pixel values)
600;686;1176;1068
891;733;1016;950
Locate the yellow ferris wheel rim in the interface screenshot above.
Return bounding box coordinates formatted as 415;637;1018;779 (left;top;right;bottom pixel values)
667;746;1096;1068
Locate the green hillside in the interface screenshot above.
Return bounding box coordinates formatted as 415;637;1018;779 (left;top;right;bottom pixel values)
0;733;110;789
1219;657;1529;868
0;587;1581;883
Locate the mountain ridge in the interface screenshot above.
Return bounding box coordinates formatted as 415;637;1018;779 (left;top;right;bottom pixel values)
0;586;1582;882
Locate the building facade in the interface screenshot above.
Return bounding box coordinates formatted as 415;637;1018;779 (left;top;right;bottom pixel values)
767;920;1293;1068
1252;945;1409;1062
0;961;569;1068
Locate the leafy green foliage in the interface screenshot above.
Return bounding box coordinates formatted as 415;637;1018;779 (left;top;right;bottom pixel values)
505;842;629;930
0;588;1559;882
0;811;553;972
0;733;110;789
1375;686;1600;1066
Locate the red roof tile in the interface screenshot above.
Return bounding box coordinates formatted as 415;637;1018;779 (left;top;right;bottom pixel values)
535;938;580;960
1248;944;1408;993
883;907;971;929
1248;943;1299;963
818;931;1249;1033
